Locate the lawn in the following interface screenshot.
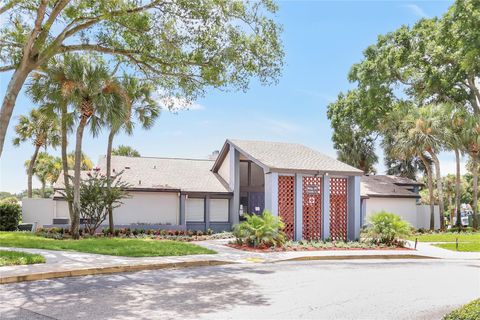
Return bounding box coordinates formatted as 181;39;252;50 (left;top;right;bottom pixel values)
0;232;215;257
408;233;480;243
443;299;480;320
434;242;480;252
0;250;45;266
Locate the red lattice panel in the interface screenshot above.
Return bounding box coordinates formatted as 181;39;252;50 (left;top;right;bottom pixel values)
329;178;348;241
302;176;322;240
278;176;295;240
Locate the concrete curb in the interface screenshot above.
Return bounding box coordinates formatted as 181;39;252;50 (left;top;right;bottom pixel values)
276;254;437;262
0;260;233;285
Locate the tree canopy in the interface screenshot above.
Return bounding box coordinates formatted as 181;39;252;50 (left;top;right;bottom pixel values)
0;0;284;156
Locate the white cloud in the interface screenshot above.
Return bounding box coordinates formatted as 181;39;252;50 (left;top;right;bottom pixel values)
404;4;429;18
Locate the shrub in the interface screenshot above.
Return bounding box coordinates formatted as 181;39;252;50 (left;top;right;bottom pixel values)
0;202;21;231
233;211;286;248
366;211;411;246
443;299;480;320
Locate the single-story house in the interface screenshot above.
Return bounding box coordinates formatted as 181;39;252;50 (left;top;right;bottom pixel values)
30;139;365;241
361;175;424;227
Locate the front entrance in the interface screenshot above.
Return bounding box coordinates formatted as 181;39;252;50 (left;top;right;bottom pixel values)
302;176;322;240
248;192;265;215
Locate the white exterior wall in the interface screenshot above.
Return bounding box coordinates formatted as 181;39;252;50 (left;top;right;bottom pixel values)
416;205;441;230
113;192;179;225
210;199;229;222
218;149;230;184
364;197;418;227
186;198;205;222
55;200;70;218
22;198;55;226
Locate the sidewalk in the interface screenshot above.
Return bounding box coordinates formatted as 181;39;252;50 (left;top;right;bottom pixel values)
1;239;478;284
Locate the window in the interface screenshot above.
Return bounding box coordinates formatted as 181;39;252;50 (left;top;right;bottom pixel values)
186;198;205;222
210;199;229;222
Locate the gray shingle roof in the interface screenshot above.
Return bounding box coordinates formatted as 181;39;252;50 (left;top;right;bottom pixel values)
361;175;421;198
96;156;231;193
54;157;231;193
225;139;363;175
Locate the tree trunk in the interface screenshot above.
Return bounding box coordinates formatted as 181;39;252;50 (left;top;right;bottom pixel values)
454;149;462;229
420;154;435;230
430;153;445;230
72;115;88;240
60;103;74;230
472;157;478;230
27;145;41;198
41;181;46;198
106;129;115;234
0;65;32;157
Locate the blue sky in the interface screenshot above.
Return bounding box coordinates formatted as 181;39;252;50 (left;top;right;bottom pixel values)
0;0;457;193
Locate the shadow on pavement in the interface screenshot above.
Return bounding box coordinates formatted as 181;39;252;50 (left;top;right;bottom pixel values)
1;264;273;320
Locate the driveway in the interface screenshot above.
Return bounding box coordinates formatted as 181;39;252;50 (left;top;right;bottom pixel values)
1;259;479;320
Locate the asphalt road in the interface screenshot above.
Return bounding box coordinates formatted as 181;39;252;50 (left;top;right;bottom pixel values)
1;259;479;320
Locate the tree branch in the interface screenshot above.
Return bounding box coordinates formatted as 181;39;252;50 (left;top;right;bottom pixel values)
23;0;48;60
0;65;15;72
0;0;19;15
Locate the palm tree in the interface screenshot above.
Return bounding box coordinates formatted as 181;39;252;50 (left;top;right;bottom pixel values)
462;115;480;230
30;55;126;239
105;75;159;232
336;134;378;174
12;109;60;198
410;105;445;230
28;55;77;227
66;152;94;171
442;104;468;228
112;145;141;157
25;152;62;198
443;174;456;225
383;104;436;230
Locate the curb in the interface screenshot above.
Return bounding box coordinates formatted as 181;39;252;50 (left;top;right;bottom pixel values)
275;254;437;262
0;260;233;285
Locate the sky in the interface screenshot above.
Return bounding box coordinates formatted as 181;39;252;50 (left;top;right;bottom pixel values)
0;0;458;194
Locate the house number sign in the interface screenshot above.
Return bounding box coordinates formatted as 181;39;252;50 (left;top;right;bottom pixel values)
306;185;320;195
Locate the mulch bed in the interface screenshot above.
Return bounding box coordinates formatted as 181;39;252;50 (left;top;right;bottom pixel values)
226;243;414;252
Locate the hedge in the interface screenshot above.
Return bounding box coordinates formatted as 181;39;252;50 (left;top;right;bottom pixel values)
0;202;21;231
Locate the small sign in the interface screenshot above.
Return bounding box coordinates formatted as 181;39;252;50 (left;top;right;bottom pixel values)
255;206;260;212
306;185;320;195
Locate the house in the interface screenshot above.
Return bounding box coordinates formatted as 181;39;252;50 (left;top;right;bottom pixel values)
27;139;364;241
361;175;424;227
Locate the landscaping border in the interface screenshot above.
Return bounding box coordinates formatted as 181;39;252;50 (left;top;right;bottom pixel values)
0;260;233;284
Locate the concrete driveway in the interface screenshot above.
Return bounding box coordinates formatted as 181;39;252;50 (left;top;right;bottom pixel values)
1;259;479;320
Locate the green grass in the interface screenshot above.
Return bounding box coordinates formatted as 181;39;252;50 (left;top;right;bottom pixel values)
0;250;46;266
0;232;215;257
443;299;480;320
408;233;480;242
434;242;480;252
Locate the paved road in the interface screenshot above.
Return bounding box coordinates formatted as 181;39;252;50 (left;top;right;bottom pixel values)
1;259;479;320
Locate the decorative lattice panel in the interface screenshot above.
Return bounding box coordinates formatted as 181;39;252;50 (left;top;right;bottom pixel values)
278;176;295;240
302;176;322;240
329;178;348;241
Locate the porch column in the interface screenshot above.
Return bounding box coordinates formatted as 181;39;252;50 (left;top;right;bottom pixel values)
205;195;211;231
294;174;303;241
347;176;361;241
179;194;186;226
322;175;330;240
264;172;279;216
229;146;240;225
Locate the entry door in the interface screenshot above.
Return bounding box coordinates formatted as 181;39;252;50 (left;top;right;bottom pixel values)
248;192;265;215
